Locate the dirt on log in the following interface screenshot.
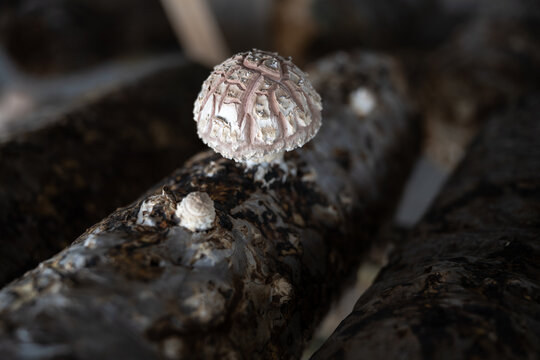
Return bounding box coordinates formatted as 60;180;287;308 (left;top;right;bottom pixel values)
0;51;418;359
312;94;540;360
0;63;208;287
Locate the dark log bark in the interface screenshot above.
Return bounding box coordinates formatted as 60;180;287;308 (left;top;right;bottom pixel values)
0;51;418;359
0;63;208;286
312;95;540;360
0;0;178;75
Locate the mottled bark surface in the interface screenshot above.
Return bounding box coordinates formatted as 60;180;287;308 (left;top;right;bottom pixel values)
0;0;178;74
0;52;418;359
312;95;540;360
0;63;208;286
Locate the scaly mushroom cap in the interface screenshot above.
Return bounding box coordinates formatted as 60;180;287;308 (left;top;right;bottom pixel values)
176;192;215;232
193;49;323;163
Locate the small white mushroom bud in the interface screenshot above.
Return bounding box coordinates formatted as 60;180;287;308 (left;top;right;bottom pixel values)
176;192;215;232
193;49;323;164
349;87;376;117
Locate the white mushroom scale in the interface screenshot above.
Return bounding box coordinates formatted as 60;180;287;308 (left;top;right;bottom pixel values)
193;49;323;164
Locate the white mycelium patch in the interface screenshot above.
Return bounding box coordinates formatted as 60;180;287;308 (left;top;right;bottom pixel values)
349;87;377;117
193;49;323;164
136;196;161;226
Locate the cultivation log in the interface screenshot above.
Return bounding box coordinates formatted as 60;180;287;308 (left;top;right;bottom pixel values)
0;51;418;359
312;95;540;360
0;63;208;286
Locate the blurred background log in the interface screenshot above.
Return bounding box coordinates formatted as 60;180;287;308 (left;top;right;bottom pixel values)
417;17;540;169
304;0;540;170
312;94;540;359
0;62;208;287
307;0;539;53
0;0;179;75
0;51;418;359
160;0;230;67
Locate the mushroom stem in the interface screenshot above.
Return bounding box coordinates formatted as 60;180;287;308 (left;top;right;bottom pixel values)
245;151;285;168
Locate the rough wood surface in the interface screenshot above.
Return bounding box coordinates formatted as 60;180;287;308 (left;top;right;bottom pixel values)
0;51;418;359
0;63;208;286
312;94;540;360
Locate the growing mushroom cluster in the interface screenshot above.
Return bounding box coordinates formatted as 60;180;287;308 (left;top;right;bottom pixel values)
193;49;323;164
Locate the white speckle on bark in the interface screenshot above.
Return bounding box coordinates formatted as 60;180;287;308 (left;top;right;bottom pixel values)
301;167;318;182
349;87;376;117
136;196;160;226
15;328;32;342
203;160;225;177
271;277;293;305
183;288;226;325
57;252;86;272
163;337;184;359
83;234;98;249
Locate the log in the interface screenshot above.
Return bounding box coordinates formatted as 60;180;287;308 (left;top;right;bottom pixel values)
311;94;540;359
0;62;208;286
0;51;418;359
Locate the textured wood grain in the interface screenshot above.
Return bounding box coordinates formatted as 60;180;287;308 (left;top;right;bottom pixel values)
312;94;540;360
0;51;418;359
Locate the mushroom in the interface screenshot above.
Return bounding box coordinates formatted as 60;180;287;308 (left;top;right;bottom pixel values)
193;49;323;165
176;192;216;232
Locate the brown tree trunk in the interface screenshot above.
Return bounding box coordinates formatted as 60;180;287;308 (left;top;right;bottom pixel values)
0;52;418;359
312;95;540;360
0;63;208;286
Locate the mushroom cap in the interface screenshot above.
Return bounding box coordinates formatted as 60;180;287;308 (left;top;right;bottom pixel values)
176;191;215;231
193;49;323;163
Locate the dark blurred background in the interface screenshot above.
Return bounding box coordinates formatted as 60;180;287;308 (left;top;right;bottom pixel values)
1;0;539;163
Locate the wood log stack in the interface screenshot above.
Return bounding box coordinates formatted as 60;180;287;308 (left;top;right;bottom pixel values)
0;52;418;359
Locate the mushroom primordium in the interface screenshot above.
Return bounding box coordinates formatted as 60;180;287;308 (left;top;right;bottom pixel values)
176;191;216;231
193;49;323;164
